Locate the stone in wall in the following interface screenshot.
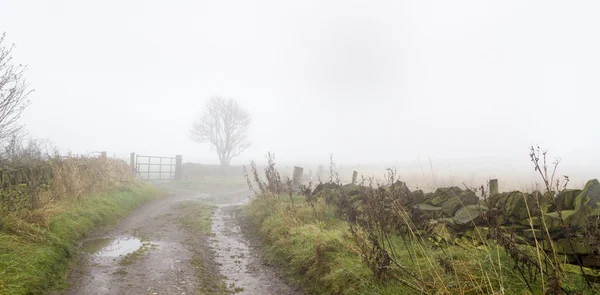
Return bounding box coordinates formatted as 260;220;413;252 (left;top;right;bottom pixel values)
454;204;488;226
411;189;425;204
555;189;581;211
423;187;478;216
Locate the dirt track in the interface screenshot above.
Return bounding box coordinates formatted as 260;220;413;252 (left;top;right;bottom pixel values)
62;189;302;295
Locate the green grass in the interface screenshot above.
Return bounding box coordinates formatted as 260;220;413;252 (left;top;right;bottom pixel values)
177;201;216;235
0;182;164;295
247;197;410;294
246;195;597;295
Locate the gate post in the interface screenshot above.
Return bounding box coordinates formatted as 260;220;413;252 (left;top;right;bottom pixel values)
292;166;303;191
100;151;107;159
130;153;136;174
316;165;325;181
174;155;182;180
351;171;358;185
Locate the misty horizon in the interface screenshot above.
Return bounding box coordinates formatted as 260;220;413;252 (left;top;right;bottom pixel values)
1;0;598;190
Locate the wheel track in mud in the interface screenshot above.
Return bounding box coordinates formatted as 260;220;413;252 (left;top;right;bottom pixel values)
61;189;302;295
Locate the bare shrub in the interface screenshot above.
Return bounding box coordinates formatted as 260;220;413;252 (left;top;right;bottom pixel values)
0;131;54;167
0;139;134;217
46;154;133;202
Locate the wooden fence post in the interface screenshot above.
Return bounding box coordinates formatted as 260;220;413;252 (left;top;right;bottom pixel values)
316;165;325;181
130;153;136;174
489;179;499;195
174;155;182;180
292;166;303;190
351;171;358;185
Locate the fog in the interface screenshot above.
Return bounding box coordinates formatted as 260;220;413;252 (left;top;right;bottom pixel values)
1;1;598;190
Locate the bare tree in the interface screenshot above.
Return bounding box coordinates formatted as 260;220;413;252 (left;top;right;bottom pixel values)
190;96;251;166
0;33;32;144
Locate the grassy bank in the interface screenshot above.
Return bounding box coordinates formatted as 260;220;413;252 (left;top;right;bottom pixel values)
0;182;163;295
246;195;594;295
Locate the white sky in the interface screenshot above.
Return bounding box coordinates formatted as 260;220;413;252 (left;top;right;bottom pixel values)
1;1;598;188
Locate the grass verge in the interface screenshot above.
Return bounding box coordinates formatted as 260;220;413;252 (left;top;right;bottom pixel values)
0;181;164;295
246;195;594;295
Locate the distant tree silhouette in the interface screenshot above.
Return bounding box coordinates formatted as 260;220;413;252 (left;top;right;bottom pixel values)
190;96;251;166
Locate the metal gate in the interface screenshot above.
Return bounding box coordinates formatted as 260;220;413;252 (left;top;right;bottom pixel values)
131;154;182;180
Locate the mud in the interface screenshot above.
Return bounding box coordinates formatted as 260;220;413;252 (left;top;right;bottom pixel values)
62;187;302;295
63;194;200;295
210;204;303;295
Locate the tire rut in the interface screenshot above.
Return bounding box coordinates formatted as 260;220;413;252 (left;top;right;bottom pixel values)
62;189;302;295
64;195;207;295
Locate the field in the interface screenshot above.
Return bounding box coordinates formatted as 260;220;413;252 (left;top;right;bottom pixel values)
242;156;600;295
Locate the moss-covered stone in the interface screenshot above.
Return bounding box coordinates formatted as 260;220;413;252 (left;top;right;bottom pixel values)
454;205;488;226
543;210;575;235
414;203;442;211
545;210;576;219
425;187;478;217
551;237;591;254
388;180;412;206
574;179;600;211
556;180;600;233
389;180;411;194
513;211;569;238
411;189;425;204
521;229;543;241
487;192;509;209
539;192;555;213
340;183;361;196
555;189;581;211
501;191;547;223
413;203;442;219
313;182;340;192
565;206;597;233
441;197;462;216
423;192;434;204
426;187;463;206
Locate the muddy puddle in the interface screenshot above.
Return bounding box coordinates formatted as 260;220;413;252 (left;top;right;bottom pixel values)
81;236;144;257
